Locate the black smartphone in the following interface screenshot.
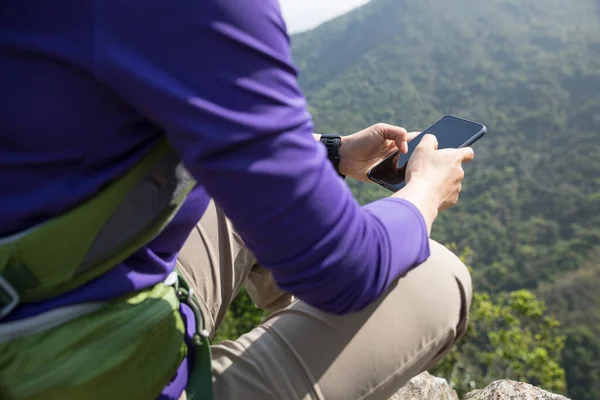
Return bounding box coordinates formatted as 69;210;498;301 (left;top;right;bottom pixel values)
367;115;487;192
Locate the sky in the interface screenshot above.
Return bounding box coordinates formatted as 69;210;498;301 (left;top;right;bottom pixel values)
278;0;370;33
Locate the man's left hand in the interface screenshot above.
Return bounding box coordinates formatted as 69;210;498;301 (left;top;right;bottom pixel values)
339;123;420;182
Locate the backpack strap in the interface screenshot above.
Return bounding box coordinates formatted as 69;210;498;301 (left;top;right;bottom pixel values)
170;270;215;400
0;137;196;317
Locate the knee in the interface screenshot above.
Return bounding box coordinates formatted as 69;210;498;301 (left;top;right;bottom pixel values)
427;240;473;340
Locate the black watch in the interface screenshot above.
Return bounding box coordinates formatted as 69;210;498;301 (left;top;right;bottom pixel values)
319;134;345;179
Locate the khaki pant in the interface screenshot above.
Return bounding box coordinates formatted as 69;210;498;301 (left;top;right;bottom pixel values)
177;201;472;400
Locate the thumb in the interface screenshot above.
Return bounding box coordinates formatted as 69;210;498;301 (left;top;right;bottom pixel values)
419;134;439;150
457;147;475;162
375;124;408;144
374;123;409;153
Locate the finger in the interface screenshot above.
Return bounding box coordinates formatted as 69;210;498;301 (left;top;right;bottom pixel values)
457;147;475;162
376;124;408;146
455;165;465;181
401;132;420;153
407;131;421;141
373;123;410;154
452;192;460;207
419;134;439;150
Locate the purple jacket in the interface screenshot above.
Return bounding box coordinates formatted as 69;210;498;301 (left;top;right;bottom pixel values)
0;0;430;398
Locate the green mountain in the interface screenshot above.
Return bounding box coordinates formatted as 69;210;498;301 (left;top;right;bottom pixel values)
291;0;600;398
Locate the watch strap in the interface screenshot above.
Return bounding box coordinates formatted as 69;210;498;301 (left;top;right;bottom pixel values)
319;134;345;179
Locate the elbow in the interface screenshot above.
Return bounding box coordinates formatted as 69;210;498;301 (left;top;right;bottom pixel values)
270;217;390;315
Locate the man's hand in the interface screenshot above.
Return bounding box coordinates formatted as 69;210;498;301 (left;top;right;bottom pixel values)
392;134;475;235
337;123;419;182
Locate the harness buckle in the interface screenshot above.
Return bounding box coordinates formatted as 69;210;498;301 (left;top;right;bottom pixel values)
0;275;19;320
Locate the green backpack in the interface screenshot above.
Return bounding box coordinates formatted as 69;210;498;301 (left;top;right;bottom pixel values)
0;138;213;400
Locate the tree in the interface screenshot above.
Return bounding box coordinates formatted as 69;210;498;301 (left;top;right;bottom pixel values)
431;248;566;397
561;326;600;400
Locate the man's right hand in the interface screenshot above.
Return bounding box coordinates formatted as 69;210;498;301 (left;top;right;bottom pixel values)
392;134;475;234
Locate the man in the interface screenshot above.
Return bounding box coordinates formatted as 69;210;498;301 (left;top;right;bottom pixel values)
0;1;474;399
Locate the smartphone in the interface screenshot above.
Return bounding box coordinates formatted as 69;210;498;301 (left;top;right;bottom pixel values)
367;115;487;192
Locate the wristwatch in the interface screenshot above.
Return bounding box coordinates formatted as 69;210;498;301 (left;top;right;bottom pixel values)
319;134;345;179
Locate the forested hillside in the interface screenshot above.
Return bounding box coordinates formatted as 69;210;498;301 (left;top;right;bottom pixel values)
290;0;600;398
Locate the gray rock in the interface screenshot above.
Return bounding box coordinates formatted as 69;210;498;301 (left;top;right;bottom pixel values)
389;372;459;400
462;380;570;400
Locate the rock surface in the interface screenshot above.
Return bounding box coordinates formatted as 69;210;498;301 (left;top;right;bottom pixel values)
389;372;459;400
463;380;570;400
389;373;570;400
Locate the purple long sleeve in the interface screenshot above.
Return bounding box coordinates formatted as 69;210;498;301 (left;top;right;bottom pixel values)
1;1;430;397
95;0;431;314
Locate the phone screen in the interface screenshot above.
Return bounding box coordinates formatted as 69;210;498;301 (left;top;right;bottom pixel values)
368;115;486;191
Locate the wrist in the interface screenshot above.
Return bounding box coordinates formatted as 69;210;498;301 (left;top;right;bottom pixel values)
392;179;438;235
338;135;349;177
